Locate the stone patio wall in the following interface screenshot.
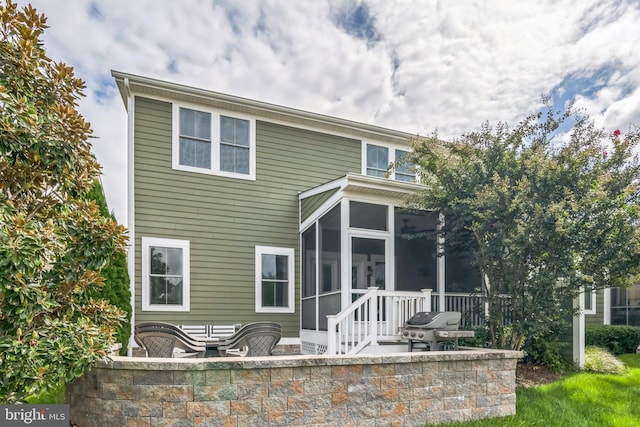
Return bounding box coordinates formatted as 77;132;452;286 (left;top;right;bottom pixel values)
66;349;522;427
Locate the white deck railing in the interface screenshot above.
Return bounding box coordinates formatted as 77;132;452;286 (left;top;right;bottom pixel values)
326;288;432;355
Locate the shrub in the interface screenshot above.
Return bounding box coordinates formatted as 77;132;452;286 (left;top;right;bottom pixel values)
585;325;640;355
583;346;627;374
459;327;492;348
522;332;571;372
84;181;131;354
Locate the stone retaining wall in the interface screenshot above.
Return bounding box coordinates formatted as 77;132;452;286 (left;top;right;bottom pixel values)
66;349;522;427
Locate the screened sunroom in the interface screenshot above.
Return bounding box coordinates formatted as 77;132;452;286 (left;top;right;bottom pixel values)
298;173;481;355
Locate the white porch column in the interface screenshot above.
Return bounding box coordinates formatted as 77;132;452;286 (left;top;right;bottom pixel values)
437;213;445;312
573;290;585;369
421;288;432;312
603;287;611;325
368;286;379;346
326;315;337;355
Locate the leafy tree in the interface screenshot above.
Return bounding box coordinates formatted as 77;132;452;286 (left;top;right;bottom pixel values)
84;180;131;355
406;103;640;358
0;1;127;402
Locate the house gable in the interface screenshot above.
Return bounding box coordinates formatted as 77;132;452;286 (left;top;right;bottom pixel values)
131;95;364;337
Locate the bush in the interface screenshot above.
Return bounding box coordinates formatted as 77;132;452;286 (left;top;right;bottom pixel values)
583;346;627;374
459;327;492;348
522;332;572;372
85;181;131;354
585;325;640;355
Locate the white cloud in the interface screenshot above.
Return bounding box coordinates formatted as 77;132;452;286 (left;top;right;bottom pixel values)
13;0;640;225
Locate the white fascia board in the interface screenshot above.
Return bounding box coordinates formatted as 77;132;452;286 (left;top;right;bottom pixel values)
111;70;417;144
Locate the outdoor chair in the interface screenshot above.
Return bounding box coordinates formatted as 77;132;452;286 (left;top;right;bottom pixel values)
134;330;206;358
134;322;207;357
218;322;281;357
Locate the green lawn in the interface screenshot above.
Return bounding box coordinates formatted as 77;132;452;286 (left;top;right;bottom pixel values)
429;353;640;427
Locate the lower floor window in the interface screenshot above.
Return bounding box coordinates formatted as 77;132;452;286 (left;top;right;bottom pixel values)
142;237;190;311
255;246;295;313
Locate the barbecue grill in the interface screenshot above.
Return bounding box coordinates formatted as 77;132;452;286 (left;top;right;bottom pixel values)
400;311;474;351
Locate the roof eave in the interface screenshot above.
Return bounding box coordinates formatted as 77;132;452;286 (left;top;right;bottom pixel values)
111;70;417;144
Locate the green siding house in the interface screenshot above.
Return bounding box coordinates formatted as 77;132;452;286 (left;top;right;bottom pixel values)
113;70;453;354
113;71;601;361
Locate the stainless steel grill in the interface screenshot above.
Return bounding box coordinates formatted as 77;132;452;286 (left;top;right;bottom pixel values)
400;311;474;351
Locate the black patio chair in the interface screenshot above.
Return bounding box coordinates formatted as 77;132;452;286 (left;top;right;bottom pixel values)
218;322;281;357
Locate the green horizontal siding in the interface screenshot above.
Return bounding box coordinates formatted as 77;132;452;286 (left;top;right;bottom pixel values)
585;291;606;325
133;96;361;337
300;188;339;223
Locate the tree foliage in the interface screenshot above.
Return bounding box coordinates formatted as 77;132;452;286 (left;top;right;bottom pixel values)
407;102;640;356
0;1;127;402
84;180;131;355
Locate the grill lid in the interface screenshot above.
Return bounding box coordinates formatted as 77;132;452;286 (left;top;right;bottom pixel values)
404;311;461;330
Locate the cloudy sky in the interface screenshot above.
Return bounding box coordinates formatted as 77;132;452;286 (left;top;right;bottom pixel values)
16;0;640;225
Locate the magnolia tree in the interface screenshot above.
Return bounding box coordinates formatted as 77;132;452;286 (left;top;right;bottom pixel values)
406;103;640;360
0;1;126;402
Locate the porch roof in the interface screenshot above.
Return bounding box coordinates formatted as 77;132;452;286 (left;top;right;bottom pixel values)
299;173;425;202
299;173;427;228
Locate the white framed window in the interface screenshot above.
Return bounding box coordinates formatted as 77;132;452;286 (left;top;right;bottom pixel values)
255;246;295;313
142;237;190;312
584;285;596;315
364;143;416;182
172;104;256;180
394;149;417;182
366;144;388;177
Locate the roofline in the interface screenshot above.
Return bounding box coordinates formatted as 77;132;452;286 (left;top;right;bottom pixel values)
111;70;416;143
299;172;425;200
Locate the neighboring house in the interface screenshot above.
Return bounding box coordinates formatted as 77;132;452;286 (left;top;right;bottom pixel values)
585;284;640;327
112;71;584;360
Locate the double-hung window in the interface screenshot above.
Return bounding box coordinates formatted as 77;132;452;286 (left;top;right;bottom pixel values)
179;108;211;169
220;115;250;174
255;246;295;313
365;143;416;182
366;144;388;177
173;104;255;179
142;237;190;312
394;149;416;182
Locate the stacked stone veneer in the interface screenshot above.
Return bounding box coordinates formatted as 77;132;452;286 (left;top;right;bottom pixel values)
66;349;522;427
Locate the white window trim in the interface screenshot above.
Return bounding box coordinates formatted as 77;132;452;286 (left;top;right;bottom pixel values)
255;246;295;313
171;102;256;180
584;285;596;315
142;237;190;312
362;142;417;182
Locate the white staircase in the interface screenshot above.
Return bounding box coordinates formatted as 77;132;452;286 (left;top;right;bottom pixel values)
325;288;432;355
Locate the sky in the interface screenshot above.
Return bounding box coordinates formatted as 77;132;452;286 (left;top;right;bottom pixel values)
14;0;640;225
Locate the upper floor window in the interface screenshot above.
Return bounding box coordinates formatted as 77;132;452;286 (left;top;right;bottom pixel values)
142;237;190;312
366;144;388;177
173;105;255;180
255;246;295;313
394;149;416;182
179;108;211;169
365;144;416;182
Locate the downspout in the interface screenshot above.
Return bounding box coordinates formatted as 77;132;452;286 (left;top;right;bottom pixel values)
124;77;136;356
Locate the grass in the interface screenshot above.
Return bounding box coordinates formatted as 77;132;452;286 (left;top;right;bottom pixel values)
429;353;640;427
25;382;66;404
